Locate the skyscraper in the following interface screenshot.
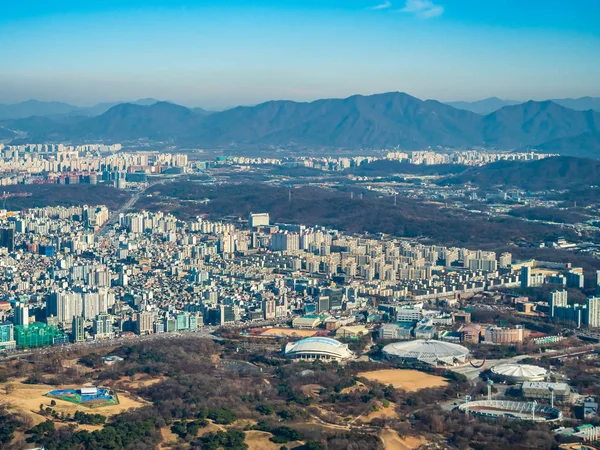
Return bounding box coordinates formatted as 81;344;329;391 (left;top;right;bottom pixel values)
0;228;14;252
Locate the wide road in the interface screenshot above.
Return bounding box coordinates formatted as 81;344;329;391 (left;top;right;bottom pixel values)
95;177;172;235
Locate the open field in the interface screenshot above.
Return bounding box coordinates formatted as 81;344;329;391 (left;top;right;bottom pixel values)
109;374;167;390
159;427;179;449
380;428;430;450
260;328;318;337
245;430;304;450
0;381;146;425
362;401;399;421
358;369;448;392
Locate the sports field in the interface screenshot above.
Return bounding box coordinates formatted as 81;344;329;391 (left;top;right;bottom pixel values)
260;328;317;337
358;369;448;392
0;381;145;425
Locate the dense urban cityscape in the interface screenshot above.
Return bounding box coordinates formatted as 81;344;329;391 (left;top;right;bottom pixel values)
1;0;600;449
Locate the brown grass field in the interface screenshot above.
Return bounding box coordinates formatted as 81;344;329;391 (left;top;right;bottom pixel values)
358;369;448;392
260;328;318;337
362;401;400;421
0;381;146;426
108;374;167;390
245;430;304;450
380;428;430;450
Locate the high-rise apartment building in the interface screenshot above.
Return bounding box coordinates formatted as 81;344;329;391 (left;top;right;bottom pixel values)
520;266;531;288
135;312;154;335
550;290;568;317
262;299;276;320
93;314;113;339
271;232;300;252
71;316;85;343
567;271;585;289
586;297;600;328
14;301;29;326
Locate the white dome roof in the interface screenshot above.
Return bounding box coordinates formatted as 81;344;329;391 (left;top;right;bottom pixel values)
491;363;547;381
284;337;353;360
383;339;469;365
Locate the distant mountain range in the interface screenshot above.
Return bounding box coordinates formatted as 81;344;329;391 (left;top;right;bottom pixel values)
2;95;598;121
0;98;175;120
446;96;600;115
1;92;600;154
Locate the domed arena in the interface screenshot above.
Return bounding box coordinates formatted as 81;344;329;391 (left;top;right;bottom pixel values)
284;337;354;362
382;339;470;366
490;363;548;383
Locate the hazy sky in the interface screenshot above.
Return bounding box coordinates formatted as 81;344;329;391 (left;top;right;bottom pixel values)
1;0;599;108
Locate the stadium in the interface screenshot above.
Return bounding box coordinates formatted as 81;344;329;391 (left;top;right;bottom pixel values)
382;339;470;366
458;399;563;422
284;337;354;362
490;363;548;383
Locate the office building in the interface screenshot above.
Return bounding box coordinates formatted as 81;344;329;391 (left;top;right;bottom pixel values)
71;316;85;343
324;288;344;310
484;325;524;344
249;213;270;228
0;322;16;350
135;312;154;335
0;228;14;252
317;296;330;313
522;381;571;404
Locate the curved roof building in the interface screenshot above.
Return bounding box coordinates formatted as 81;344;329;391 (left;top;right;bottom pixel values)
383;339;469;366
284;337;354;362
491;363;548;382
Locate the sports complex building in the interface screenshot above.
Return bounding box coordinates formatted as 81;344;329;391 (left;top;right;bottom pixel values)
458;399;563;422
284;337;354;362
490;363;549;383
382;339;470;366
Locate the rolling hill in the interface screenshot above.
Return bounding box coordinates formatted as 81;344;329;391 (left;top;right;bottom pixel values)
446;97;521;115
441;156;600;191
447;96;600;114
481;101;600;147
524;132;600;158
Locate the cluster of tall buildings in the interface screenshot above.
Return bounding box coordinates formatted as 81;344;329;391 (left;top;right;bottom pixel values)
0;148;188;186
549;290;600;328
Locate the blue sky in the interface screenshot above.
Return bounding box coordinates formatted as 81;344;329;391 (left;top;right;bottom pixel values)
1;0;599;108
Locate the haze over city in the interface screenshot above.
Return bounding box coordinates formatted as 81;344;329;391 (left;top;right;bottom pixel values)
3;2;600;450
1;0;599;108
